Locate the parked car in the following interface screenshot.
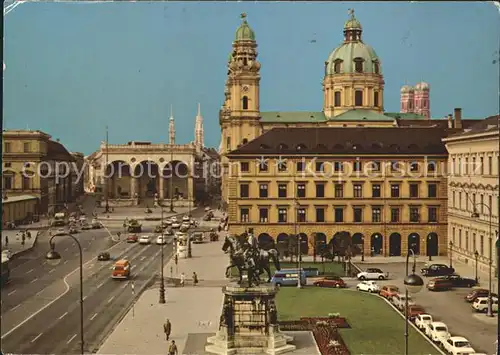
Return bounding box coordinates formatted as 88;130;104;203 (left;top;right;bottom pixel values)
392;293;415;310
415;314;433;332
472;296;499;313
357;268;388;280
465;288;498;303
302;267;320;277
127;219;142;233
313;276;346;288
154;225;164;233
180;222;190;230
81;223;92;230
426;321;450;343
420;263;455;277
97;252;110;261
138;235;151;244
2;250;12;260
92;221;103;229
79;216;87;223
165;219;173;226
427;278;453;291
442;336;475;355
191;232;204;244
156;235;168;245
379;285;399;299
127;234;138;243
356;281;380;293
438;274;477;288
403;305;426;320
172;222;181;229
182;215;190;222
164;227;174;236
69;226;79;234
171;216;178;223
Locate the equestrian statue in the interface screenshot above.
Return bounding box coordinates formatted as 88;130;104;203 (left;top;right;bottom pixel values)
222;232;281;287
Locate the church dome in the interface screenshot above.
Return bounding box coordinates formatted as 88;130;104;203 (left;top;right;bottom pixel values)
415;81;430;91
400;85;414;93
344;16;362;30
234;13;255;41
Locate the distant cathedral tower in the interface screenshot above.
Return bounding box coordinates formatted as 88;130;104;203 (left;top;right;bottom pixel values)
169;105;175;144
194;103;204;148
400;82;430;118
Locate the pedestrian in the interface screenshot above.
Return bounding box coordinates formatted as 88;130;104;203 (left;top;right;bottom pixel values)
218;225;222;233
180;272;185;287
26;230;31;239
163;319;171;340
5;235;8;248
168;340;178;355
192;272;198;286
21;234;25;246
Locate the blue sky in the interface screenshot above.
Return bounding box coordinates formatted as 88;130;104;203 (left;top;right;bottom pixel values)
3;1;499;154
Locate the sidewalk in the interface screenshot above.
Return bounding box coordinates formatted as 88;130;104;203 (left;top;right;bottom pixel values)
97;238;228;355
2;230;39;258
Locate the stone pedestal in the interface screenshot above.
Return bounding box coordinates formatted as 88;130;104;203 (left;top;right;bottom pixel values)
206;284;296;355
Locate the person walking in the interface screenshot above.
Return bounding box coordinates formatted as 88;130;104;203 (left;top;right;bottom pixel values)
21;233;25;246
5;235;8;248
192;272;198;286
168;340;178;355
163;319;171;340
180;272;185;287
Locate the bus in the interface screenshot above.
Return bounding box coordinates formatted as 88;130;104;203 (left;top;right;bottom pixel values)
1;256;10;287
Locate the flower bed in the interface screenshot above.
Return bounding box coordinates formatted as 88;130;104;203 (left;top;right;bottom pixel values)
301;316;351;329
278;320;312;331
312;323;350;355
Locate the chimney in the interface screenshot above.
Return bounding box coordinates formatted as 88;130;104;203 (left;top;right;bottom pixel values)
454;108;462;129
447;115;453;128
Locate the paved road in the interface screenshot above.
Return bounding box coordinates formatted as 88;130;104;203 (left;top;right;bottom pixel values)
351;262;497;354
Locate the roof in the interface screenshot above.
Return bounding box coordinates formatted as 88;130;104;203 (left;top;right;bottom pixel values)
47;140;75;162
334;109;393;121
445;115;499;139
396;118;480;129
228;127;459;156
260;111;326;123
2;194;38;204
385;112;427;120
234;14;255;41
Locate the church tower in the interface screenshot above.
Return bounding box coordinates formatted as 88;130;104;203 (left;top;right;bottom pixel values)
169;105;175;144
323;9;385;118
400;85;415;113
194;103;204;149
414;81;430;118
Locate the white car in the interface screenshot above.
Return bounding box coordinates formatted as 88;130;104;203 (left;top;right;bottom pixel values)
356;281;380;293
182;215;190;222
181;222;190;229
190;219;196;225
442;336;475;355
156;235;168;245
172;222;181;229
426;322;450;343
165;219;173;226
414;314;433;332
2;250;12;260
472;296;499;313
79;216;86;223
54;228;66;236
357;268;388;280
392;293;416;310
171;216;178;223
138;235;151;244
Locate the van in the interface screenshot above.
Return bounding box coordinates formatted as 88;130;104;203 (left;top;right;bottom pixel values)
271;269;306;287
111;259;131;279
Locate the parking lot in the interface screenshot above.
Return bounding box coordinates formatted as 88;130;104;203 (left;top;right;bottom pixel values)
348;262;496;354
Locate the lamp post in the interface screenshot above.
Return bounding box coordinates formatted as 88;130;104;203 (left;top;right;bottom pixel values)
361;236;365;262
471;202;493;317
427;235;432;261
169;151;175;213
404;249;424;355
159;204;166;304
104;126;110;214
449;241;453;268
474;250;479;284
45;234;84;355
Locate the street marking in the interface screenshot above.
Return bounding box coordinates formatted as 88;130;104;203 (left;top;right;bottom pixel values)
30;278;38;283
97;282;104;289
107;296;114;303
11;304;21;311
49;269;55;273
58;312;68;320
140;256;146;261
36;290;44;296
90;313;98;320
121;282;129;289
83;248;88;251
42;261;47;265
83;295;88;301
8;290;16;296
64;248;69;252
63;260;68;265
123;255;128;259
31;333;43;342
67;334;77;344
26;269;34;274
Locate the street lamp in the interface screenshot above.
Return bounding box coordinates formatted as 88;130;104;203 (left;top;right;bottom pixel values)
159;204;166;304
427;235;432;261
404;249;424;355
361;236;365;262
474;250;479;284
449;241;454;268
45;235;84;355
169;151;175;213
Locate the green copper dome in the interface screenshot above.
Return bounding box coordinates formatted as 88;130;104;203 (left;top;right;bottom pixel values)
325;43;381;75
235;13;255;41
344;9;362;30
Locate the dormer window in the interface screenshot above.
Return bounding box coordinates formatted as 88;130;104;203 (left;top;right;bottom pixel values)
296;144;307;151
278;143;288;150
373;61;380;74
374;91;379;107
354;58;363;73
334;60;342;74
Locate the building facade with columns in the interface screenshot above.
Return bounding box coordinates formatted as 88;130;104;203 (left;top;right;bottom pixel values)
444;116;499;276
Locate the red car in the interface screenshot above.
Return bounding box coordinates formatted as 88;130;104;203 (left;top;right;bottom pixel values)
313;276;346;288
126;234;138;243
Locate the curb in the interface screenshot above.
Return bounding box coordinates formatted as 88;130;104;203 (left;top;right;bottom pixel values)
10;232;39;259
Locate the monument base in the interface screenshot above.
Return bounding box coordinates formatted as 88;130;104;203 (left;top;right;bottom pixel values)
205;284;296;355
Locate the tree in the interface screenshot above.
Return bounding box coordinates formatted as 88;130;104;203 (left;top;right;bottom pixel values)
287;234;298;263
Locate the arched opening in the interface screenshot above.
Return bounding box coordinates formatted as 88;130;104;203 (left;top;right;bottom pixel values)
427;233;438;257
133;161;159;198
276;233;288;244
162;161;189;201
370;233;383;255
408;233;420;254
242;138;248;144
313;233;327;258
242;96;249;110
297;233;308;255
258;233;275;251
352;233;363;245
276;233;289;259
108;161;131;198
389;233;401;256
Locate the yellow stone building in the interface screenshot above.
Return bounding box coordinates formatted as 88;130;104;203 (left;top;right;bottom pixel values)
219;11;483;256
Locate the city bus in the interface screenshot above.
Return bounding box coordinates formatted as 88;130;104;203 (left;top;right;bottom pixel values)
1;256;10;287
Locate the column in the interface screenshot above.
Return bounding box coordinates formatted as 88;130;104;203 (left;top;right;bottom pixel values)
130;177;137;198
159;176;165;199
188;176;194;208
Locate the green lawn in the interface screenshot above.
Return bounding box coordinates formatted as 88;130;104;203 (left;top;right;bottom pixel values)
276;287;440;355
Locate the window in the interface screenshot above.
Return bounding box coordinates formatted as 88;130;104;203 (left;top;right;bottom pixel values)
4;162;11;168
334;184;344;198
458;192;462;209
278;184;287;198
297;208;306;223
452;191;456;207
259;184;268;198
258;160;268;172
4;142;11;153
259;208;268;223
353;184;363;198
391;184;400;198
334;162;343;172
428;207;438;222
480;235;484;256
277;159;287;172
334;208;344;222
472;157;476;174
458;229;462;248
480;157;484;174
316;183;325;198
427;161;436;173
240;162;249;172
409;207;420;222
240;208;249;222
465;157;469;175
374;61;380;74
428;183;437;198
354;59;363;73
226;137;231;151
410;162;419;172
240;184;249;198
372;184;381;198
372;207;381;222
354;90;363;106
480;194;484;214
489;195;493;212
23;142;30;153
278;208;287;223
373;91;379;107
296;161;304;172
3;173;13;190
334;91;341;107
409;183;419;198
353;160;362;172
315;161;324;172
390;208;400;223
353;207;363;223
316;208;325;222
242;96;249;110
465;231;469;250
488;157;492;174
296;183;306;198
334;60;341;73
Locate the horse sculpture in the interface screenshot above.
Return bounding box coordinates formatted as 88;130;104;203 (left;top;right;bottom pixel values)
222;235;281;286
